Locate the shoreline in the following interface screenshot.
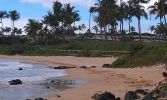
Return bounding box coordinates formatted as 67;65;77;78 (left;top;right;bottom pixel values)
0;55;165;100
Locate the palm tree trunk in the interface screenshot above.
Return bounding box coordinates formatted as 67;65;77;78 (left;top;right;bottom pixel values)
120;21;121;32
138;17;141;42
121;20;123;32
0;18;4;36
129;17;131;34
164;15;167;24
0;18;3;28
89;13;91;33
12;21;15;45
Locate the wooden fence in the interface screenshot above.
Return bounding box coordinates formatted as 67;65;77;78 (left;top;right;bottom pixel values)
39;48;130;56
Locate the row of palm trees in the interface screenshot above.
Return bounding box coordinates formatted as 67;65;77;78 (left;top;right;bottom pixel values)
1;0;167;44
24;1;86;44
0;10;21;34
0;1;87;44
0;10;22;44
89;0;167;41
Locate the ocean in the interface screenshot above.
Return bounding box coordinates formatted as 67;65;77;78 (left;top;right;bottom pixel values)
0;60;67;100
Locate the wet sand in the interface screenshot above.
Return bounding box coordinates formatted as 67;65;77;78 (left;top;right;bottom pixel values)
0;55;165;100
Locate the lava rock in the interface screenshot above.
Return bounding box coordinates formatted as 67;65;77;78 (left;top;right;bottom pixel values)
92;91;120;100
102;64;110;68
53;66;76;69
34;98;47;100
8;79;22;85
53;66;66;69
18;67;23;70
91;66;96;68
124;91;138;100
80;66;88;69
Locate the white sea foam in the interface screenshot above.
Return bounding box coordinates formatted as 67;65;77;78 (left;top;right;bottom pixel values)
0;60;67;100
0;60;67;84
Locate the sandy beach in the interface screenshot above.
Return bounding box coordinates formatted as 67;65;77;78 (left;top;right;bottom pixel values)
0;55;165;100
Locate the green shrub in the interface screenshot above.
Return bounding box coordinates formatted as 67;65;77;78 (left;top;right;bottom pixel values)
110;57;127;68
111;43;165;68
7;45;25;55
161;83;167;91
91;52;103;57
78;50;91;57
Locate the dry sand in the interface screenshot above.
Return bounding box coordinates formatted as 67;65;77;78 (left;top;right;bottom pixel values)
0;55;165;100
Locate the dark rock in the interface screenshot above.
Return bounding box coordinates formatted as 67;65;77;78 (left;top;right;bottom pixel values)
124;91;138;100
92;91;120;100
135;89;148;95
18;67;23;70
56;94;61;97
53;66;66;69
80;66;88;69
34;98;47;100
53;66;76;69
91;66;96;68
50;80;55;83
8;79;22;85
102;64;111;68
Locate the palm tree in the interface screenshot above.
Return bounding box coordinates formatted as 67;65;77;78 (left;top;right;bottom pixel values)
89;7;95;33
92;25;99;34
127;0;135;34
72;9;80;36
9;10;20;30
131;26;136;32
149;25;155;34
0;11;8;28
148;0;167;24
3;27;11;35
9;10;20;44
154;23;165;40
132;0;150;42
24;19;42;44
0;11;9;35
118;1;128;32
78;24;86;34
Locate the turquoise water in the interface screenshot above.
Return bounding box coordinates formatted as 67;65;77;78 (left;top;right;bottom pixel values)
0;60;84;100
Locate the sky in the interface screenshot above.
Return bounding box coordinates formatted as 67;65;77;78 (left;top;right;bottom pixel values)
0;0;160;33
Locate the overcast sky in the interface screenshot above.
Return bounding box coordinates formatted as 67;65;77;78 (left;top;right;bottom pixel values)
0;0;160;33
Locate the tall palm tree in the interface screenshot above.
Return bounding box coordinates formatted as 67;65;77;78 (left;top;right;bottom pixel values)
148;0;167;24
127;0;135;34
0;11;8;35
9;10;20;44
0;11;8;28
9;10;20;30
118;1;128;32
132;0;150;42
89;7;95;33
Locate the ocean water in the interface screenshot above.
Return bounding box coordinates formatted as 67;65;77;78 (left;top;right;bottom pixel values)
0;60;68;100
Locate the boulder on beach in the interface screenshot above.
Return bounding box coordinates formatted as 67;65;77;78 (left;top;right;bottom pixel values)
102;64;111;68
18;67;23;70
8;79;22;85
53;66;76;69
80;66;88;69
92;91;120;100
124;91;138;100
26;98;48;100
91;66;96;68
34;98;47;100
